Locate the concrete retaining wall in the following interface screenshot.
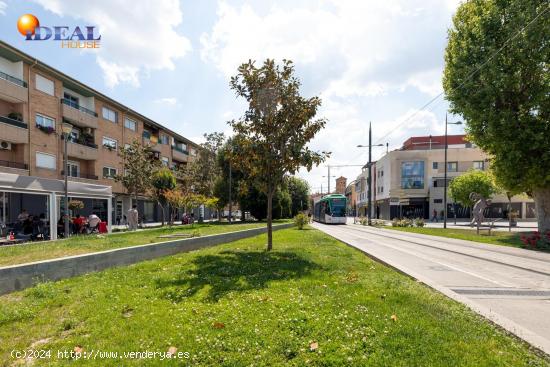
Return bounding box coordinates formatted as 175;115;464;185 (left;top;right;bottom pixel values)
0;223;293;295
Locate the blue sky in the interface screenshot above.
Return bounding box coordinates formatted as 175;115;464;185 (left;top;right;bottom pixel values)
0;0;465;192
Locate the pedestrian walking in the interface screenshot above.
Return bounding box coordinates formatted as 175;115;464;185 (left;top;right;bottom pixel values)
431;209;438;222
127;205;139;231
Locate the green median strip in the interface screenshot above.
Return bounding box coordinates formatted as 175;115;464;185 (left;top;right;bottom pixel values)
381;225;550;252
0;221;290;267
0;227;547;365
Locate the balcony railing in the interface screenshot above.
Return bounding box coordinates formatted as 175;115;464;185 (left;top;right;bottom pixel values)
60;170;99;180
61;98;98;117
67;136;98;149
0;160;28;170
0;115;27;129
0;70;27;88
172;145;189;155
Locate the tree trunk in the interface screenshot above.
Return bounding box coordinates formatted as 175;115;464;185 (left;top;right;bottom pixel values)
266;188;273;251
533;188;550;234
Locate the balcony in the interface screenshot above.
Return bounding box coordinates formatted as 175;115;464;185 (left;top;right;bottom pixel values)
61;99;98;129
66;139;99;161
0;71;28;103
60;170;99;181
171;145;189;162
0;115;28;144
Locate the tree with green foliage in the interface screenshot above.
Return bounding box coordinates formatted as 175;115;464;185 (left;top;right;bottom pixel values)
443;0;550;232
229;59;329;250
151;168;177;225
115;139;160;201
187;132;225;197
449;170;497;209
287;176;310;216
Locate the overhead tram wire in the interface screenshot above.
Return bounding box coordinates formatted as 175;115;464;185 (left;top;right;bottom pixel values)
373;4;550;146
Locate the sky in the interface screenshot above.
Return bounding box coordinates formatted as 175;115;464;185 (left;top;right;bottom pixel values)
0;0;466;193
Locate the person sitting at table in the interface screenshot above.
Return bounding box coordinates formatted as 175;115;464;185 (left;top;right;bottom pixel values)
17;209;29;222
57;213;70;238
73;214;85;234
88;213;101;233
31;215;46;241
22;215;33;235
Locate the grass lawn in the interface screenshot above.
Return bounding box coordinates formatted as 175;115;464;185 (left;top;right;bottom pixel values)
0;228;547;366
382;225;547;251
0;221;289;267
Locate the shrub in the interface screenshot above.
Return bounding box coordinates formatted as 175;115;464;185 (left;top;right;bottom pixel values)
294;213;308;230
371;219;385;227
415;218;425;227
392;218;413;227
520;231;550;251
360;217;368;226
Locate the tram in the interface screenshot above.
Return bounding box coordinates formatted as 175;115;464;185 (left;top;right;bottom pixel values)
313;194;347;224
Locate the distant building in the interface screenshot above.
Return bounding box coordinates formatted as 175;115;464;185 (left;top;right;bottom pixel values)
335;176;347;195
344;180;357;216
355;134;534;220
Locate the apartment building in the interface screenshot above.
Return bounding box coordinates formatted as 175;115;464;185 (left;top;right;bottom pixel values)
355;134;535;220
0;41;200;238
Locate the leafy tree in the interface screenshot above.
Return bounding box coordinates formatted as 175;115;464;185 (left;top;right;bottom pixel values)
448;170;497;209
187;132;225;197
239;185;292;221
229;59;329;250
115;139;160;201
151;168;176;225
287;176;310;216
443;0;550;232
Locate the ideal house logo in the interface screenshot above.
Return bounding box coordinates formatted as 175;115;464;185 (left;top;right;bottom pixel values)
17;14;101;48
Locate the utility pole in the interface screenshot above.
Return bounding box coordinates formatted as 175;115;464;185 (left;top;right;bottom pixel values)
444;113;462;229
357;122;385;226
228;159;232;223
367;122;372;225
327;166;331;194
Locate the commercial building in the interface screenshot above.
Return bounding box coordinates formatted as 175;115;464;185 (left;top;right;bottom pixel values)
0;41;200;239
355;134;534;220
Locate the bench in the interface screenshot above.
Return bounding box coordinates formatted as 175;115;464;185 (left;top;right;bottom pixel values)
474;218;503;235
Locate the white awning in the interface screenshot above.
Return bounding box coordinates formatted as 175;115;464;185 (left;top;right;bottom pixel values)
0;173;112;198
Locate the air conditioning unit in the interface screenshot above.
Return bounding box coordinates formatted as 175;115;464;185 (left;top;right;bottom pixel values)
0;141;12;150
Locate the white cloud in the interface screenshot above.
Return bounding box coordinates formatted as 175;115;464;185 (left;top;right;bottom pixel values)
33;0;192;88
202;0;462;188
0;1;6;15
154;97;178;106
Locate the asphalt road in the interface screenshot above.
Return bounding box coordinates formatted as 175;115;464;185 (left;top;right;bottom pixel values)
312;220;550;355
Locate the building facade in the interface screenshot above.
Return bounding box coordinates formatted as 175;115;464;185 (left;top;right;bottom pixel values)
0;41;201;237
355;135;534;220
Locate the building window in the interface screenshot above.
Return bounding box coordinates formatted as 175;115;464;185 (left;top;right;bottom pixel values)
159;135;169;145
124;143;131;150
161;157;169;166
35;74;54;96
124;117;137;131
36;113;55;129
102;137;117;150
190;148;197;156
102;106;117;123
473;161;485;170
401;161;424;189
64;92;79;108
36;152;56;170
66;161;80;177
447;161;458;172
433;162;438;169
103;166;117;179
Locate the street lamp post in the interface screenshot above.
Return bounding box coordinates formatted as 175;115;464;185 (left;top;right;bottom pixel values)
357;122;384;226
228;159;232;223
61;121;73;238
443;113;462;229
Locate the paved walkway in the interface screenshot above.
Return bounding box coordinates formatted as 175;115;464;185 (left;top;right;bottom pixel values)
313;220;550;355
